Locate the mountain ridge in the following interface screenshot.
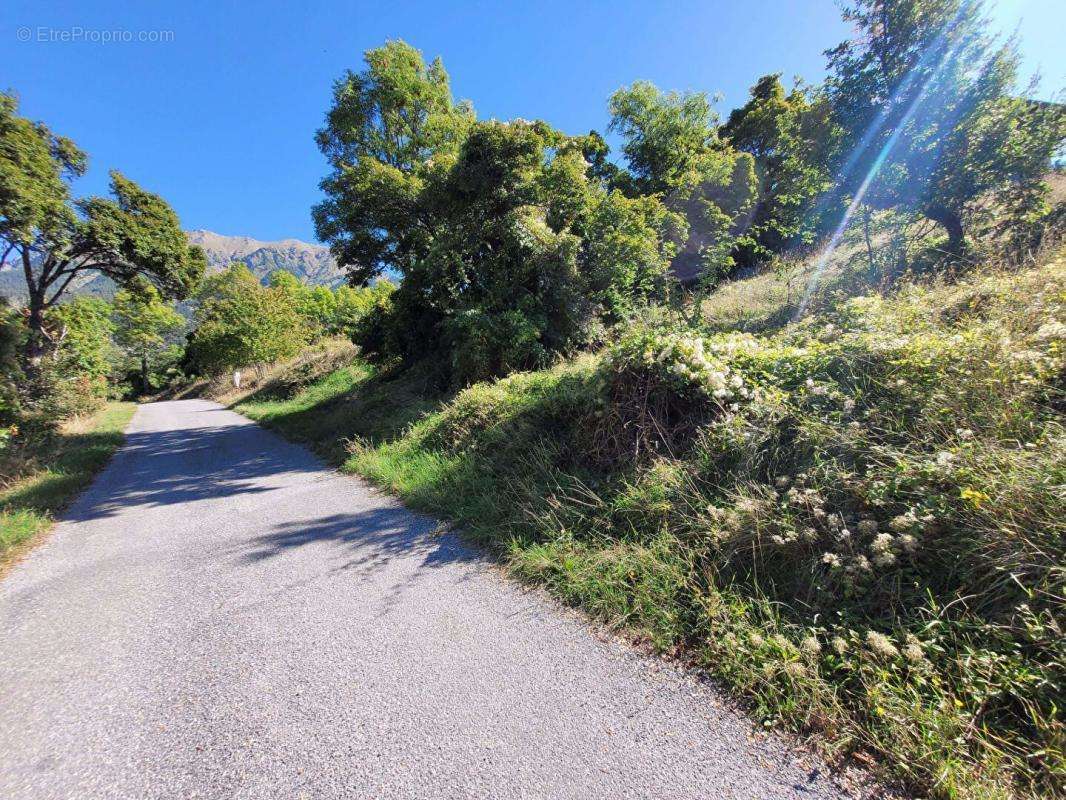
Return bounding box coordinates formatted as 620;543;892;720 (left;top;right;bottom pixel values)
0;231;347;302
186;230;346;287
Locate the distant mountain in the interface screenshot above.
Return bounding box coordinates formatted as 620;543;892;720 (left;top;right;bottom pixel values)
186;230;346;287
0;231;347;304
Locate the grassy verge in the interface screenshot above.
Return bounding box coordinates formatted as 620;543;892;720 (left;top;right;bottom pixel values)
0;402;136;572
236;256;1065;800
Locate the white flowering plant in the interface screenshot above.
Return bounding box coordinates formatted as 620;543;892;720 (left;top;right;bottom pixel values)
605;328;756;406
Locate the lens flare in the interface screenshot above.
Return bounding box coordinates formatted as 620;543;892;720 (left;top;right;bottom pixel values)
794;3;982;319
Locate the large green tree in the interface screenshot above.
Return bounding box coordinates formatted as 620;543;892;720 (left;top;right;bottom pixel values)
825;0;1066;252
315;45;683;384
313;40;474;286
362;119;683;383
722;74;840;265
112;285;185;394
0;92;205;363
187;264;310;376
607;81;758;285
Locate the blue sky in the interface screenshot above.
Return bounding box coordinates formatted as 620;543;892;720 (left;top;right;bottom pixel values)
4;1;1064;243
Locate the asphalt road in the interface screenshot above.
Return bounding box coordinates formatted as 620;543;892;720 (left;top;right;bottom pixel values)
0;399;858;799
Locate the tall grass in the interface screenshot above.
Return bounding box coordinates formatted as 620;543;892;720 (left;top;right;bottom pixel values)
0;402;136;571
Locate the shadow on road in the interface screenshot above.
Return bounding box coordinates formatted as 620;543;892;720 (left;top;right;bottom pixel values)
244;507;480;580
237;506;488;619
65;422;322;523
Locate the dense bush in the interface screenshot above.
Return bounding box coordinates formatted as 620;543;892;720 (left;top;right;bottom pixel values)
346;119;684;384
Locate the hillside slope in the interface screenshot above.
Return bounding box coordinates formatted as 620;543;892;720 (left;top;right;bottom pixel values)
235;251;1066;800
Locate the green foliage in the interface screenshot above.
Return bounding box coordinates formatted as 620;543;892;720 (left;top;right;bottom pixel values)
39;297;116;417
0;92;204;362
318;83;684;383
46;297;114;380
332;281;395;336
313;39;474;286
826;0;1066;250
415;120;681;383
267;269;393;338
607;81;719;196
581;191;687;321
723;74;840;265
314;44;685;383
77;173;206;298
0;91;85;248
607;81;758;286
0;300;24;444
187;264;311;374
112;285;185;393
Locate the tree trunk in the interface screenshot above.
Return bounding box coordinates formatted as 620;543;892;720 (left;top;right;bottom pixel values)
141;354;150;396
925;204;965;254
862;206;876;279
24;289;47;368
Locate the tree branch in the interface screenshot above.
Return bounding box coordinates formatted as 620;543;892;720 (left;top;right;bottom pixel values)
44;270;80;307
21;246;38;296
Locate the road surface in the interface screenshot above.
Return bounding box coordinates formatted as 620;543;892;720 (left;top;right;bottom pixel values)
0;399;857;799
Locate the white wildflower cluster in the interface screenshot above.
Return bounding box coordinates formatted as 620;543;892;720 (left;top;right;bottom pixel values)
856;519;878;536
889;510;919;532
769;525;818;546
1034;319;1066;342
704;503;740;536
856;509;930;566
869;533;897;567
703;332;762;358
902;633;925;664
1010;348;1047;365
865;630;899;659
735;496;765;514
846;553;872;578
820;505;933;586
804;377;829;397
610;332;754;404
